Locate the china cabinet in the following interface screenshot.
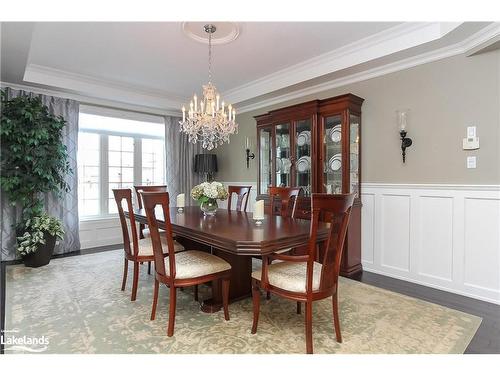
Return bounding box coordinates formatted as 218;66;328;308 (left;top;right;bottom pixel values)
255;93;364;277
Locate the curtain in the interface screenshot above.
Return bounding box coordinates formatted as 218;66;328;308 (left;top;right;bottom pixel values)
164;116;204;205
1;87;80;261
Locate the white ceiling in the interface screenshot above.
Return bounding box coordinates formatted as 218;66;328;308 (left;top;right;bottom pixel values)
1;21;499;114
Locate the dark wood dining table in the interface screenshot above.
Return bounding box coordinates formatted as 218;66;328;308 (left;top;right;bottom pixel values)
126;206;330;312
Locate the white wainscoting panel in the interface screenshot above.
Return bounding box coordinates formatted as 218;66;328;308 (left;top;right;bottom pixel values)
418;196;454;282
362;183;500;305
380;194;411;273
463;197;500;295
360;193;375;265
79;217;122;249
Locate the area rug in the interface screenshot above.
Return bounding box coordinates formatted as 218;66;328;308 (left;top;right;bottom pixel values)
4;250;481;354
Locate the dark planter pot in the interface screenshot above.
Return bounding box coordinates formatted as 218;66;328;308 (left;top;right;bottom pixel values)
22;232;57;268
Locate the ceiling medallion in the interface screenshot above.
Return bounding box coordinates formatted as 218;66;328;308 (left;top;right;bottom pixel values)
179;24;238;150
181;22;240;45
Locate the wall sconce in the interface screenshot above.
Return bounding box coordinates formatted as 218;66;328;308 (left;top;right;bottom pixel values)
245;137;255;169
397;110;412;163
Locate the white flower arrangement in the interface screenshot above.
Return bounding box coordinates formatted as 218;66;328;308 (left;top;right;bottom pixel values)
191;181;229;204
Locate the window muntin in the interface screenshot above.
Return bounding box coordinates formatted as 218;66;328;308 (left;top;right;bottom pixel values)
77;110;165;219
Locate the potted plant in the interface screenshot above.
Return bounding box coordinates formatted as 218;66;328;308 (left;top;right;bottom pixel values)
191;181;228;216
0;90;72;267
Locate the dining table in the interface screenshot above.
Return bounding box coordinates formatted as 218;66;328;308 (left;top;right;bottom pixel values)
126;206;330;313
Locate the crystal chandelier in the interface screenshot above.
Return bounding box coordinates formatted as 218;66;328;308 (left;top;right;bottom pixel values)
179;24;238;150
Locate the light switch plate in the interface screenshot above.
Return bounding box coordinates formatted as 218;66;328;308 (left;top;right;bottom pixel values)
467;126;476;138
463;138;480;150
467;156;476;169
463;126;479;150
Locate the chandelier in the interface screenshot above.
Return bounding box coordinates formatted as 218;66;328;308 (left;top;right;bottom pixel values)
179;24;238;150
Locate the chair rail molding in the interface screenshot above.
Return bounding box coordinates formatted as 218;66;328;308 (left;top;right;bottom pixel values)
360;183;500;305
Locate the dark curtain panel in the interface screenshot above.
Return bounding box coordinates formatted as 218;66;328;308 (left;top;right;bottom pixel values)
164;116;204;205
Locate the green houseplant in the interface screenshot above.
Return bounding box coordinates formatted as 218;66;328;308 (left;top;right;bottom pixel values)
0;89;71;267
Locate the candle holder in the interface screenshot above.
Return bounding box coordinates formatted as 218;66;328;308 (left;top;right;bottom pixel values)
246;148;255;169
396;110;412;163
400;130;412;163
254;217;264;226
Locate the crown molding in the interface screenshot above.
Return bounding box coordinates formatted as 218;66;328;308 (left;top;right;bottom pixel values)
1;80;182;117
464;22;500;55
236;23;500;114
23;64;185;112
223;22;462;105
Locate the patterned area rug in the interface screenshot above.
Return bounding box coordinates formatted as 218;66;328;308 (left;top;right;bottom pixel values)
4;250;481;354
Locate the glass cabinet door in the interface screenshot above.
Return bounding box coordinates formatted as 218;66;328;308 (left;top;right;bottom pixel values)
323;115;343;194
294;118;312;196
275;123;291;187
259;127;273;194
349;114;360;197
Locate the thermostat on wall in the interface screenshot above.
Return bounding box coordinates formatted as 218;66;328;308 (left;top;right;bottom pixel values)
462;126;479;150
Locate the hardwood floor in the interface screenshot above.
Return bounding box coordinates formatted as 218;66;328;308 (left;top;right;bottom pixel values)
1;247;499;354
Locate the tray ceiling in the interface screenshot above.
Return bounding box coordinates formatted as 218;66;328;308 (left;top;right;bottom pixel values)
1;21;498;114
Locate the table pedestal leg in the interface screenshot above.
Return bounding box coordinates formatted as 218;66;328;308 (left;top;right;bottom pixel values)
200;250;252;313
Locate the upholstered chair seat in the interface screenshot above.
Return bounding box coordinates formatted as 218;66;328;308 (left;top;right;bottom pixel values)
252;261;322;293
164;250;231;279
133;237;184;257
275;247;292;254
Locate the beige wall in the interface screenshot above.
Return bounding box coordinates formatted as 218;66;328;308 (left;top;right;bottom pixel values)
215;52;500;185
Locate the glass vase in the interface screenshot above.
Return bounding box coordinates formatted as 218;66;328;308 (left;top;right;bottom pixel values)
200;199;218;216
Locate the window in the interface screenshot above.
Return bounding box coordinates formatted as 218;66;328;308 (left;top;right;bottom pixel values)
78;133;100;217
77;107;165;218
141;138;165;185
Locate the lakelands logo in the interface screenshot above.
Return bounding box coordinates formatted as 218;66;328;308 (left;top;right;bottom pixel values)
1;329;49;353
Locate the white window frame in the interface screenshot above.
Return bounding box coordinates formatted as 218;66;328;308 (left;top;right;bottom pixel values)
78;108;165;220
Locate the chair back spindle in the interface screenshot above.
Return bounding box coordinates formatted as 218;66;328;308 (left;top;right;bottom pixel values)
309;194;355;291
267;186;303;217
134;185;167;209
113;189;140;257
227;185;252;212
141;191;178;280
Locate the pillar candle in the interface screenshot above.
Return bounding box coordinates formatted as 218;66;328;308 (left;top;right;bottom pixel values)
253;200;265;219
177;193;185;208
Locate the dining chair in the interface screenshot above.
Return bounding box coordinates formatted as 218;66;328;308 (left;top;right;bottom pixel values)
134;185;167;239
263;186;303;299
134;185;168;274
267;186;303;217
251;193;355;354
113;188;185;301
142;191;232;337
291;195;312;220
227;185;252;212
